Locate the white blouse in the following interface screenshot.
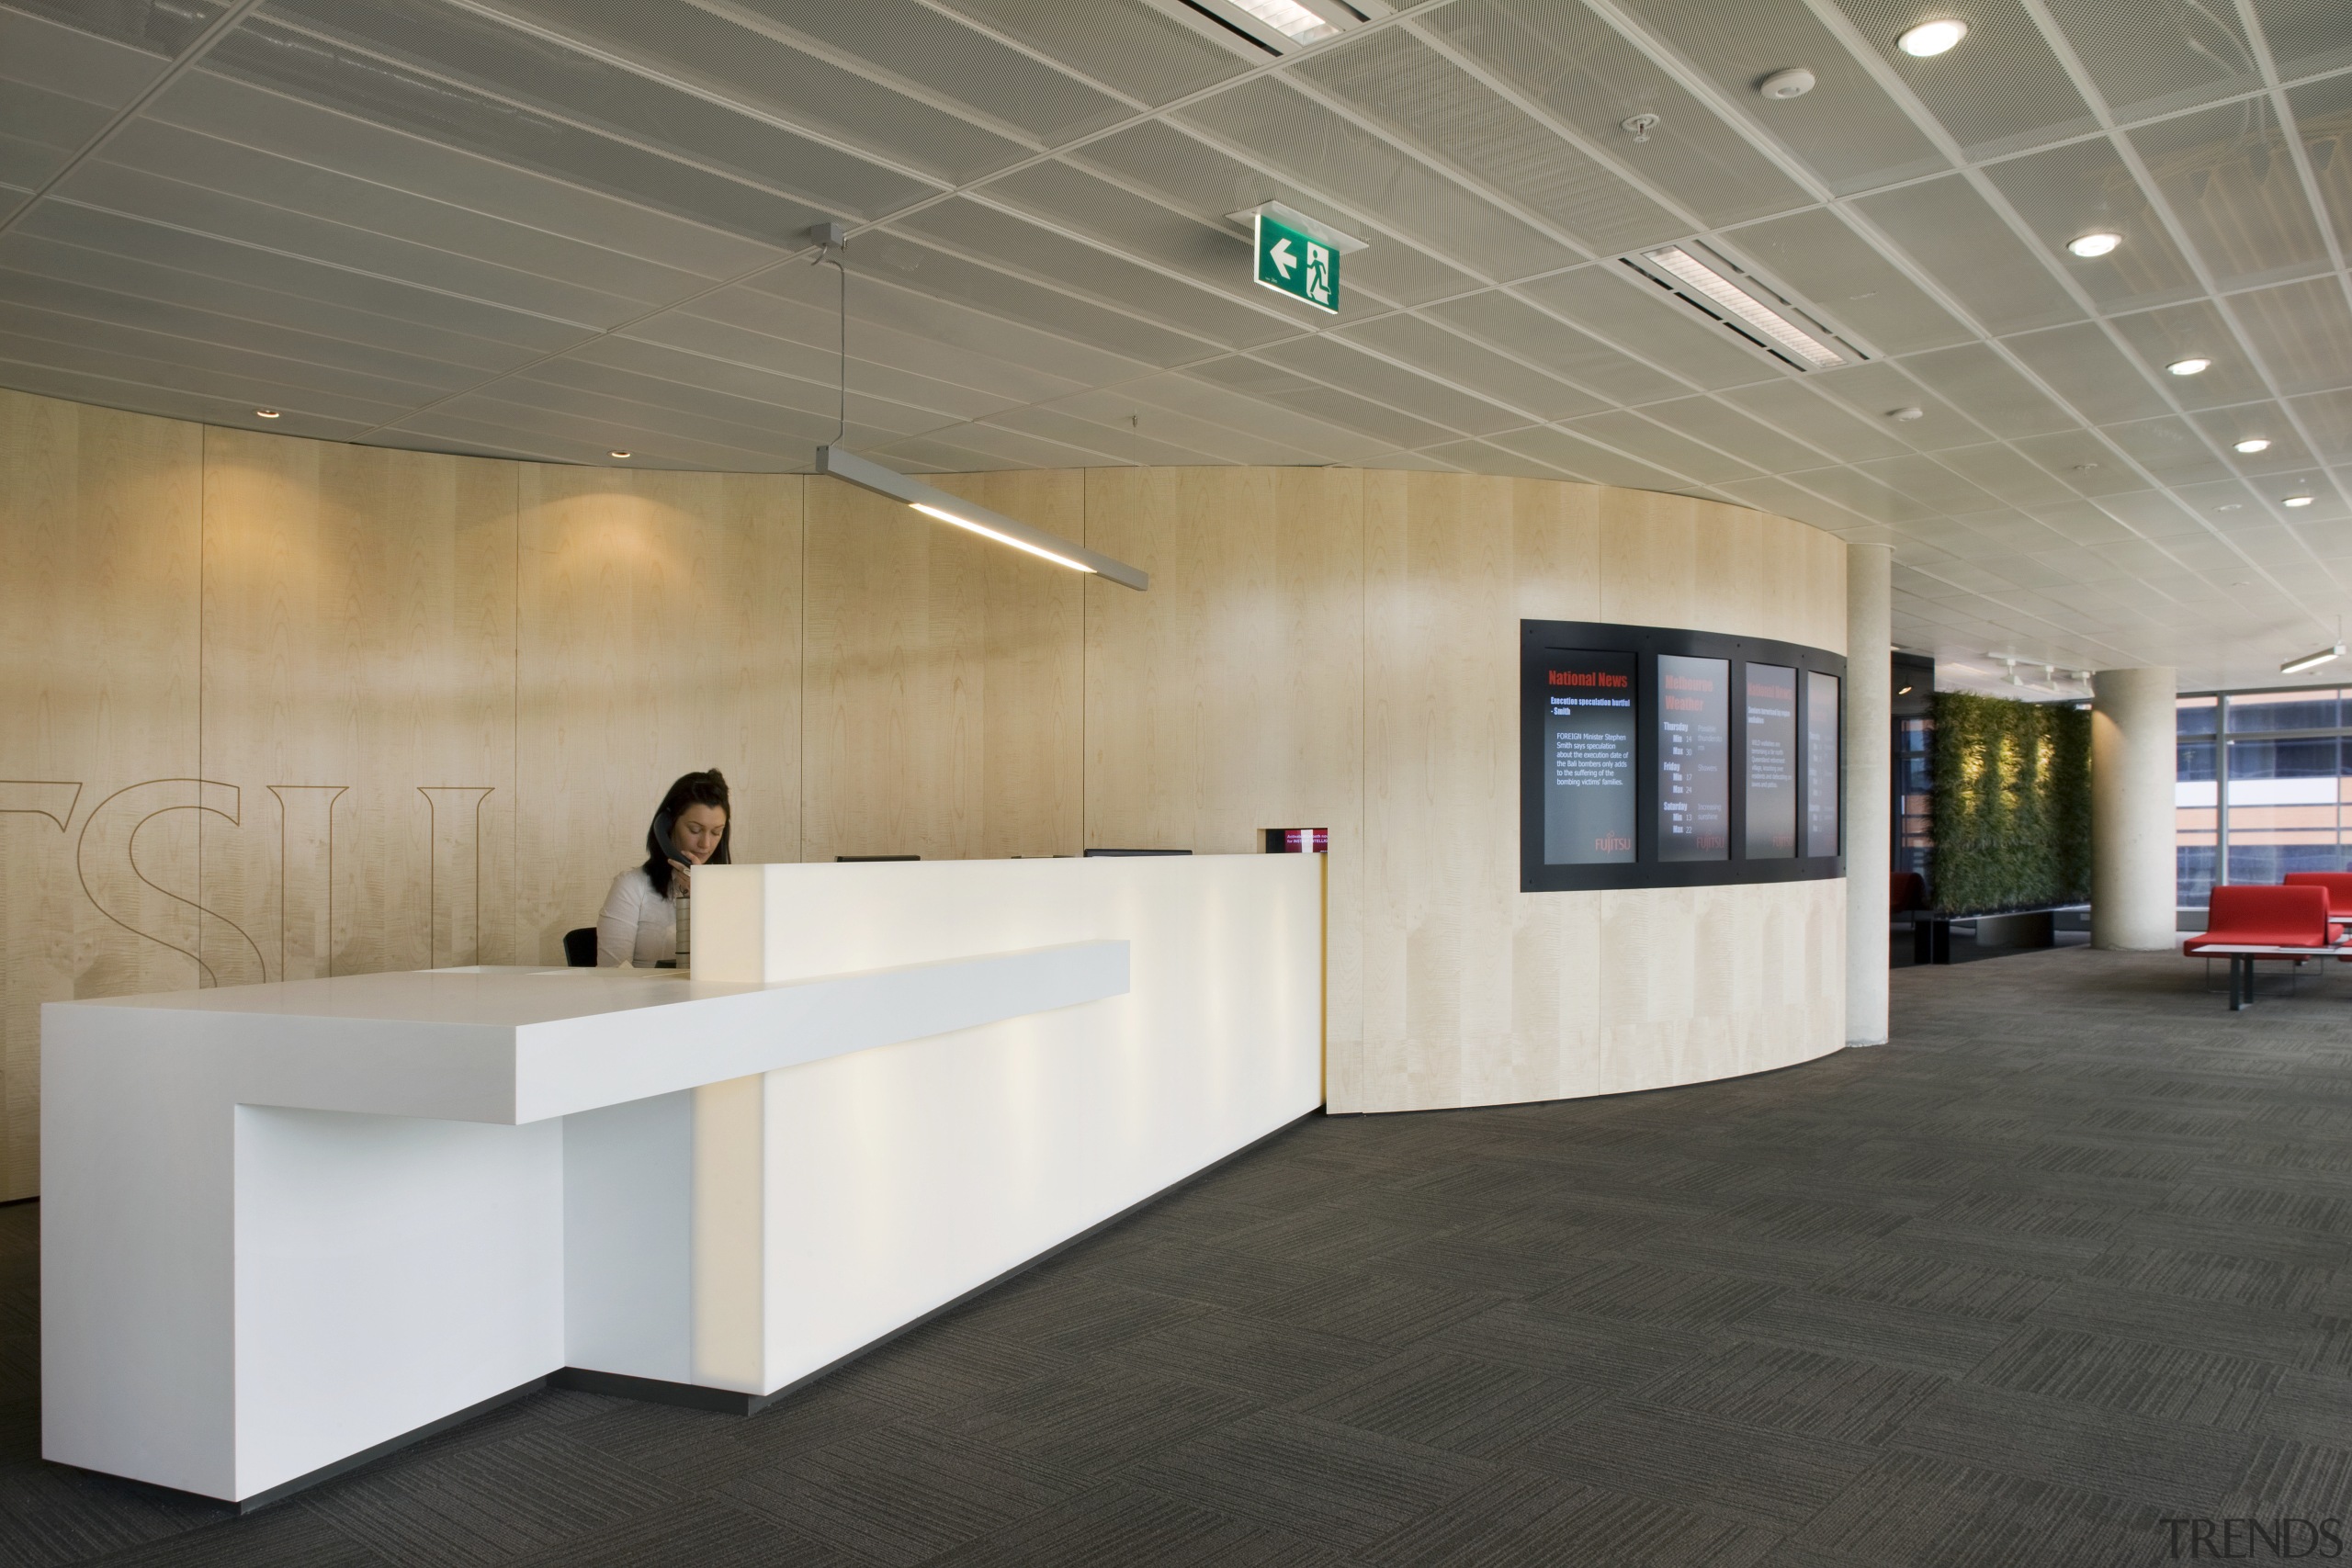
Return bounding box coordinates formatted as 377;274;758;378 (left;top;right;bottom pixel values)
596;867;675;968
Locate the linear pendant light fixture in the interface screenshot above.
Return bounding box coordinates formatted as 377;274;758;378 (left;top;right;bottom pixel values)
817;446;1148;591
2283;616;2345;675
801;222;1146;592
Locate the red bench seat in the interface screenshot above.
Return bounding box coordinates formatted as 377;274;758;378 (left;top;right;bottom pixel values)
2185;884;2338;952
2284;872;2352;919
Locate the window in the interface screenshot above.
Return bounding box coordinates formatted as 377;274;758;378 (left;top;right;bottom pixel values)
2177;687;2352;908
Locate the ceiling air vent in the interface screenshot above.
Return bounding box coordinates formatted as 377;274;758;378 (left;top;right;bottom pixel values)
1622;243;1866;373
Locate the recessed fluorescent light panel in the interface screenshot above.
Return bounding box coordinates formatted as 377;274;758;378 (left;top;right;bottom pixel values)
816;446;1148;591
2234;438;2271;454
2167;356;2211;376
2284;495;2314;507
1634;246;1852;371
1178;0;1367;51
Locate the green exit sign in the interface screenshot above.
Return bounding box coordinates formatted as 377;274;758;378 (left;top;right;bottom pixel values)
1253;210;1340;313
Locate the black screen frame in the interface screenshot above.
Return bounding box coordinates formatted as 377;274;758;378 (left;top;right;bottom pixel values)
1521;620;1847;892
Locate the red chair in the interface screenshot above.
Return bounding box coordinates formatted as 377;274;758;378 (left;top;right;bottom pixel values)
2284;872;2352;919
2187;885;2341;1009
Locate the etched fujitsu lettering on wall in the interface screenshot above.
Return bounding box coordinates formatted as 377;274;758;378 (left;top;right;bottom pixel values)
270;785;347;982
74;780;266;989
420;787;494;968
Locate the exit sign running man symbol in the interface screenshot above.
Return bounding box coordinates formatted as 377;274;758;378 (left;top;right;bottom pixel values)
1255;210;1339;313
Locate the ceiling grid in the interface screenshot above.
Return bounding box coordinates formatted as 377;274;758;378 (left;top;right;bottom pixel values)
0;0;2346;687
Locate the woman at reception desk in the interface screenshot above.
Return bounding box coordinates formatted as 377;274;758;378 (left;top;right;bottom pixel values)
598;769;730;968
40;846;1324;1507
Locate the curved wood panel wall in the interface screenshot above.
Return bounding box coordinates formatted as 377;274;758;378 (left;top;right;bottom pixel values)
0;388;1846;1197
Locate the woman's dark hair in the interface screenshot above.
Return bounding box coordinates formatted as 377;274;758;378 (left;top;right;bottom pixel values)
644;769;731;897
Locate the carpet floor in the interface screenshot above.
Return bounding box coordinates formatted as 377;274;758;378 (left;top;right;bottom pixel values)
6;945;2351;1566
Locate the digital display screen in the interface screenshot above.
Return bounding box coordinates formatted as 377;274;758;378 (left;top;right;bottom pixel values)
1657;654;1729;861
1541;650;1637;865
1745;663;1798;860
1805;671;1841;858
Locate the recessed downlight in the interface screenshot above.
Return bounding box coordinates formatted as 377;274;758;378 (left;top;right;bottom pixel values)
1897;19;1967;57
2234;438;2271;454
2166;356;2211;376
2065;231;2121;258
608;449;632;459
2284;495;2315;508
254;409;281;419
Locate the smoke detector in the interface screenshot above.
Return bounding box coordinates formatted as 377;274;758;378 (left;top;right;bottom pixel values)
1758;68;1815;99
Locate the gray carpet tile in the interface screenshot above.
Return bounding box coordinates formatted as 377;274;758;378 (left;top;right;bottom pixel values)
17;945;2352;1563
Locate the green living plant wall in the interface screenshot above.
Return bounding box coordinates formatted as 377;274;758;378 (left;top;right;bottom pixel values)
1928;691;2093;916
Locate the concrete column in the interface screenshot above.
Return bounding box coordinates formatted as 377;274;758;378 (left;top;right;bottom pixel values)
2091;667;2178;950
1844;543;1892;1046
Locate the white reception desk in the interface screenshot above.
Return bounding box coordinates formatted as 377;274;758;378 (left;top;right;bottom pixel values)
43;854;1323;1506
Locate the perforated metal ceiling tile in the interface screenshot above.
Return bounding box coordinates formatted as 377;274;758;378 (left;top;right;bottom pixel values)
1849;453;2003;515
0;261;478;399
1934;440;2092;510
1485;423;1686;491
1256;333;1532;436
1125;369;1390;462
927;0;1245;106
1634;394;1829;471
1184;353;1459;449
1805;361;1980;451
200;17;861;243
1565;408;1761;483
1176;78;1572;282
1336;314;1609;423
1069;121;1481;307
51;156;642;329
1833;0;2096;158
2227;277;2352;400
1715;379;1914;464
1418;0;1811;224
1896;343;2076;440
1724;209;1970;356
0;229;534;374
2091;488;2222;537
0;6;165;112
2098;414;2234;486
5;0;226;58
0;341;379;435
2289;388;2352;460
2252;0;2352;80
142;70;782;280
982;401;1224;466
1424;290;1686;406
458;0;1033;186
0;312;421;424
684;0;1129;144
846;228;1206;369
578;329;999;428
1851;175;2083;338
2283;74;2352;247
1295;27;1682;256
2007;429;2157;497
486;367;837;461
656;288;1066;411
1979;138;2204;310
1996;321;2176;425
1780;462;1937;524
2103;299;2270;410
2043;0;2261;120
96;116;715;310
893;196;1289;350
2180;403;2312;471
2128;98;2334;293
1612;0;1947;196
1716;474;1877;533
1038;385;1325;465
1514;265;1782;392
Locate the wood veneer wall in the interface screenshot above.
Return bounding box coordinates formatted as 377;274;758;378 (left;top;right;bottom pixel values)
0;389;1846;1198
